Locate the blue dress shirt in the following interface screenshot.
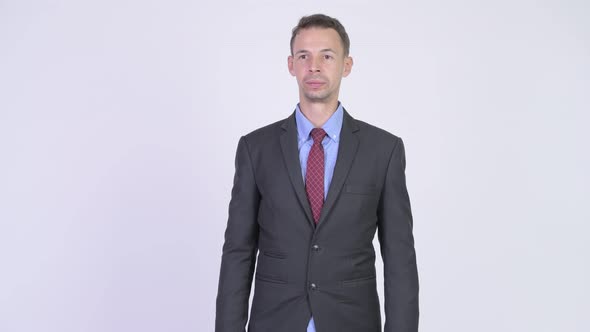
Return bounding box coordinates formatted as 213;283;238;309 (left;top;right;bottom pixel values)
294;102;344;332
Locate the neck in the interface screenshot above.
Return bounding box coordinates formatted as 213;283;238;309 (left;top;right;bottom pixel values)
298;98;340;128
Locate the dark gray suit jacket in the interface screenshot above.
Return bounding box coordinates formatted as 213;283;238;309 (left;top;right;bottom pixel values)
216;109;419;332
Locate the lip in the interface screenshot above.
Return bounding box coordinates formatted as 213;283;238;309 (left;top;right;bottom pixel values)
305;80;326;88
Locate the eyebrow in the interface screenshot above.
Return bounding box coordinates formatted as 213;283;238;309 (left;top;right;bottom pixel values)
294;48;338;55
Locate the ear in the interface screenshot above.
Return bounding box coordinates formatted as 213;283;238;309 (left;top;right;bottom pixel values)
288;55;296;76
342;56;353;77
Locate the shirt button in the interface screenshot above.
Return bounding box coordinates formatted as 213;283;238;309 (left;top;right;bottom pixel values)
312;244;320;252
310;283;317;291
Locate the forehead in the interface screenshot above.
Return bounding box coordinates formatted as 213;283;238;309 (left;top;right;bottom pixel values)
292;27;343;53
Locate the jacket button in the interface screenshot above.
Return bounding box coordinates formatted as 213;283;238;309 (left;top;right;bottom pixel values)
312;244;320;252
310;283;317;291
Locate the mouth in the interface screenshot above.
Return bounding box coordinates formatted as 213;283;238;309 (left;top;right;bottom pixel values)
305;80;326;89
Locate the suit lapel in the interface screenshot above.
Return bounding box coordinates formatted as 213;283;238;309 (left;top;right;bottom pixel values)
280;112;315;228
316;109;359;229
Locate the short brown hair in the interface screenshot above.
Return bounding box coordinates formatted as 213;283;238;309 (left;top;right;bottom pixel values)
290;14;350;56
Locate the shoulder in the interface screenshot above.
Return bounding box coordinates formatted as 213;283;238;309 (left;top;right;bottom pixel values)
347;111;403;150
355;119;400;141
348;115;407;168
237;114;292;148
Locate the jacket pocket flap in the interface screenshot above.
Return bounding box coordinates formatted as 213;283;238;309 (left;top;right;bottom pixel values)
344;184;378;195
341;275;377;287
255;272;287;284
262;250;287;259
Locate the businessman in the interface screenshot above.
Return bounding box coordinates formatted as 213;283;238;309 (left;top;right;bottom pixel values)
215;14;419;332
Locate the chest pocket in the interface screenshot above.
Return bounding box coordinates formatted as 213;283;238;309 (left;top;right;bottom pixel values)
344;184;378;195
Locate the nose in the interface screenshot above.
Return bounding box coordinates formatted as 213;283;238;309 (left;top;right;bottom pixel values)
308;56;320;72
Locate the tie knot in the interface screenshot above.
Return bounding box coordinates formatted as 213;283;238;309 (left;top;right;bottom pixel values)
310;128;326;144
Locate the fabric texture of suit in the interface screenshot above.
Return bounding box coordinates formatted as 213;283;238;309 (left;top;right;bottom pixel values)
215;108;419;332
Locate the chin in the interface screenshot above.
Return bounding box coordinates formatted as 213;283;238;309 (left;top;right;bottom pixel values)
303;91;331;102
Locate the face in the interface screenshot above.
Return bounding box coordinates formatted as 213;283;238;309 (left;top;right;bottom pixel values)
288;27;353;104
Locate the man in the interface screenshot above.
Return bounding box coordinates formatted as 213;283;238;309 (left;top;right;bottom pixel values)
215;14;419;332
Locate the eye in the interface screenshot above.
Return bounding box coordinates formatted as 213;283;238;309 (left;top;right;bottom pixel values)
323;54;333;60
298;54;307;60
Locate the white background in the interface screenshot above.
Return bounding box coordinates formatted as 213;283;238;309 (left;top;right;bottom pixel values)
1;0;589;331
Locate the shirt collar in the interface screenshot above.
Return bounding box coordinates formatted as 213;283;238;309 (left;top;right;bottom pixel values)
295;102;344;144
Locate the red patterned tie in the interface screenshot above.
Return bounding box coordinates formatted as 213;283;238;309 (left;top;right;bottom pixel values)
306;128;327;223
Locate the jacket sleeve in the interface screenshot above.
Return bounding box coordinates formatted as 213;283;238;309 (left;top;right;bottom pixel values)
215;136;260;332
377;137;419;332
